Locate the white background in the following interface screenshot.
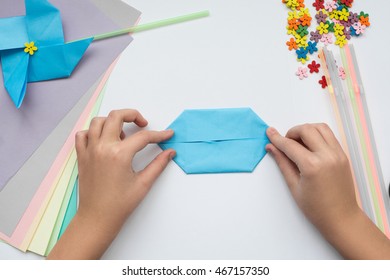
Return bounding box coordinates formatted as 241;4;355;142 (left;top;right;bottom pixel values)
1;0;389;259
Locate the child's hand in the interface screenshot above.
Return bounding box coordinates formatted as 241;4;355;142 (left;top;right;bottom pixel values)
265;123;359;229
48;109;175;259
266;124;390;259
76;109;175;236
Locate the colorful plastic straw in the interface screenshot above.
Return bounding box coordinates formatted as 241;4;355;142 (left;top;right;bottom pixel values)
318;49;363;211
341;45;390;236
72;10;210;43
322;48;374;221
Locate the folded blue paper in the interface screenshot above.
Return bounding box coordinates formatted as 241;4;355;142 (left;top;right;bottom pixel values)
0;0;92;108
159;108;270;174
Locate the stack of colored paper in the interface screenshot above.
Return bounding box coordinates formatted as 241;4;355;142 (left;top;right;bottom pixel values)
0;0;141;256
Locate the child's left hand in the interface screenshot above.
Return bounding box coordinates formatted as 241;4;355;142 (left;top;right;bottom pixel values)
48;109;175;259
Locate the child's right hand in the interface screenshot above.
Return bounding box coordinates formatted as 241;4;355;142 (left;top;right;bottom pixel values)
266;123;390;259
265;123;359;230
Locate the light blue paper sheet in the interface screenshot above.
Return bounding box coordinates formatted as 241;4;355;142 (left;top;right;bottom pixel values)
160;108;270;174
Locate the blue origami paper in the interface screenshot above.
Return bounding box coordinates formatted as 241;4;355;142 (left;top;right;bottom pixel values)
159;108;270;174
0;0;92;108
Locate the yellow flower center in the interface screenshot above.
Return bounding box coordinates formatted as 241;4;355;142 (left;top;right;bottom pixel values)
24;42;38;55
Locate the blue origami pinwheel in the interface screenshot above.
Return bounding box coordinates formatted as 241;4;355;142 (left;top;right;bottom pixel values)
159;108;270;174
0;0;92;108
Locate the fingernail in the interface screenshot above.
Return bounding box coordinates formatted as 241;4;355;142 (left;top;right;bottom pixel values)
267;127;277;136
169;150;176;160
265;144;273;154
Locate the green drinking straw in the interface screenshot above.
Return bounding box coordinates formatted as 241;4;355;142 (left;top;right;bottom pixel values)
84;10;210;41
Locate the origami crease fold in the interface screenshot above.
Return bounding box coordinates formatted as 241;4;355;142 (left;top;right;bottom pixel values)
0;0;92;108
159;108;270;174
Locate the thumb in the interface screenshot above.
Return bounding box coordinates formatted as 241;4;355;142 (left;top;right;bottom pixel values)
137;149;176;190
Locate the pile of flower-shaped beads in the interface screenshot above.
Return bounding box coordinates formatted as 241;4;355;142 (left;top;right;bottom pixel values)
282;0;370;87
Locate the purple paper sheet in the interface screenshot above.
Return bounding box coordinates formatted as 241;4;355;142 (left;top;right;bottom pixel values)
0;0;133;190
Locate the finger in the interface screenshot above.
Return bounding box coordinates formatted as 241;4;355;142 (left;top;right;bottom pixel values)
266;127;311;169
285;124;328;152
136;149;176;190
123;129;174;155
88;117;106;143
315;123;344;151
266;143;300;193
75;130;88;154
101;109;148;141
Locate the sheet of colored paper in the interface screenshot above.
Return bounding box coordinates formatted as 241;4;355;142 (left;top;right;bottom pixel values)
26;5;139;255
46;84;108;255
35;83;108;256
0;0;133;192
0;77;100;237
160;108;270;174
28;148;78;255
45;161;78;255
18;62;118;252
28;0;141;254
1;2;136;250
0;0;140;237
46;0;141;240
90;0;141;29
55;83;108;243
59;180;78;239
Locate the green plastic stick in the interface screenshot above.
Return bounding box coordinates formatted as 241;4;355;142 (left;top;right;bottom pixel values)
92;10;209;41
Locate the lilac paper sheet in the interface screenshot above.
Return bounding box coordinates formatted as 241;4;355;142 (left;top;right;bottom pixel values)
0;0;133;190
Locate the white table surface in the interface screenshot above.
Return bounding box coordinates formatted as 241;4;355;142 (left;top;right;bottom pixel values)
1;0;389;260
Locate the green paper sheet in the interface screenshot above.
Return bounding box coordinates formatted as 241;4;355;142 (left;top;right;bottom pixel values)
58;180;78;240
